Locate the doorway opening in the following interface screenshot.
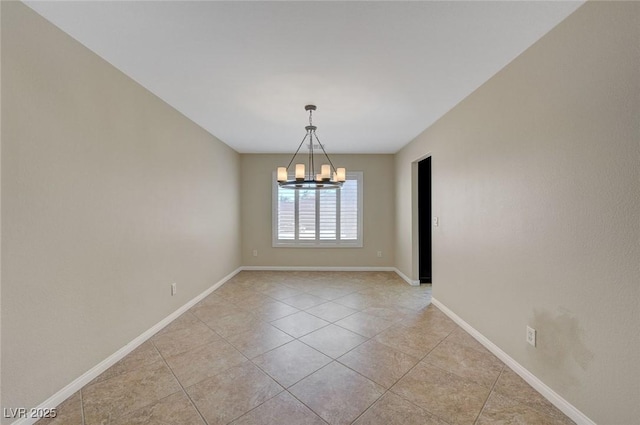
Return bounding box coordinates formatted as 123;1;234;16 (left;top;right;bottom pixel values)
418;157;432;283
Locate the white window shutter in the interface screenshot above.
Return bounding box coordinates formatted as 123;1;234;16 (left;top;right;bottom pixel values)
319;190;337;240
340;179;358;240
297;189;316;240
273;171;362;247
277;189;295;240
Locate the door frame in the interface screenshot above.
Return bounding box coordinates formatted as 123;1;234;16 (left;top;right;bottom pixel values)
411;153;432;284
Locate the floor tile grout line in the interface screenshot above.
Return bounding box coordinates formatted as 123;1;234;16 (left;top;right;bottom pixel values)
80;348;167;389
219;387;288;425
367;323;452;420
375;388;457;425
78;352;177;421
295;327;371;361
250;353;330;392
345;386;435;425
343;390;385;425
269;320;332;340
444;327;504;358
330;317;395;339
79;388;86;425
331;356;391;393
483;369;576;425
85;341;195;425
472;365;506;425
332;337;424;389
366;350;461;425
419;331;507;393
282;388;331;424
403;334;501;425
348;392;381;425
150;338;212;425
299;306;360;324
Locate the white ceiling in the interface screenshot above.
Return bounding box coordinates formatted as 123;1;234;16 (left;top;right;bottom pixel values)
24;1;583;154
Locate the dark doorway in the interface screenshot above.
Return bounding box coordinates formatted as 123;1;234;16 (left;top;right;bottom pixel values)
418;157;432;283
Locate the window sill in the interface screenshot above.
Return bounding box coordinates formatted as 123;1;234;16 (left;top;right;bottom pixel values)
272;242;363;248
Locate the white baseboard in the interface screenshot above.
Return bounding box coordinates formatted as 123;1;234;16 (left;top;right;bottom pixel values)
393;267;420;286
240;265;396;272
12;267;243;425
240;265;421;287
431;298;596;425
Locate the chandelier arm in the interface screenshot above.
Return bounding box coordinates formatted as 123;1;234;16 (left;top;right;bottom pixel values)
285;131;311;171
313;132;339;174
309;130;315;180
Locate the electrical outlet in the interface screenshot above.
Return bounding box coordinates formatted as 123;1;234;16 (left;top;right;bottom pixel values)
433;216;439;227
377;251;382;258
171;283;177;296
252;249;258;257
526;326;536;347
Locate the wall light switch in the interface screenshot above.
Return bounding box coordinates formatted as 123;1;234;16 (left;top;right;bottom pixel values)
171;283;177;296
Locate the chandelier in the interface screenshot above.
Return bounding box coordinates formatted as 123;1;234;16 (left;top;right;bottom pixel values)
277;105;345;190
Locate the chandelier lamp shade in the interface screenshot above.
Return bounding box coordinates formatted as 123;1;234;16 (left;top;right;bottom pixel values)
277;105;346;190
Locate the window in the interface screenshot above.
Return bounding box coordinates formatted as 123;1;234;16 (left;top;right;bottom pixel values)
273;171;363;247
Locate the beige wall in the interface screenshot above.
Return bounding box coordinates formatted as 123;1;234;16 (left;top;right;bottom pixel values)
395;2;639;423
1;2;241;416
0;0;3;409
241;154;395;267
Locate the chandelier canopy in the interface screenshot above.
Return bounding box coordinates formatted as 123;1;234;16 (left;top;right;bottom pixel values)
277;105;345;190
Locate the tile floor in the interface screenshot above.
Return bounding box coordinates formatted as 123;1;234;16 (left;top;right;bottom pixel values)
38;271;575;425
